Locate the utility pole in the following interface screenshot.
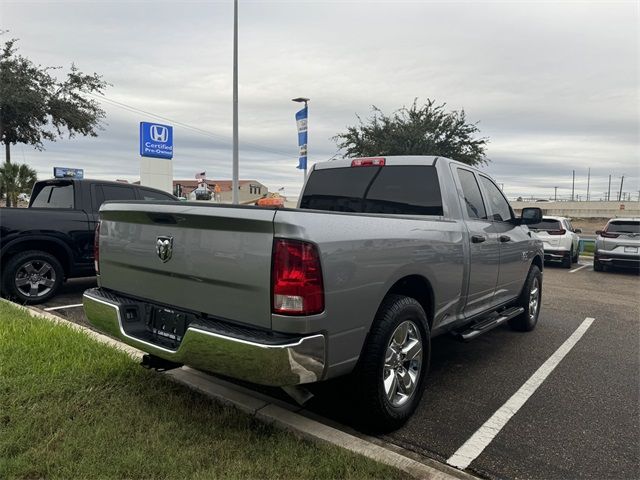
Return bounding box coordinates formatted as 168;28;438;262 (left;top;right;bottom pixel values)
571;170;575;201
607;174;611;201
554;186;558;202
586;168;590;201
618;175;624;201
231;0;239;205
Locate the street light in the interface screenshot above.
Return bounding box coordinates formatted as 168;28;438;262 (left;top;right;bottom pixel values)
292;97;310;179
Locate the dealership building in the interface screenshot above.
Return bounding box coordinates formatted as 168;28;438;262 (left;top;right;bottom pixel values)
172;179;269;204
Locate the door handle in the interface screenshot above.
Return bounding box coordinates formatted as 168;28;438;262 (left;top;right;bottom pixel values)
499;235;511;243
471;235;486;243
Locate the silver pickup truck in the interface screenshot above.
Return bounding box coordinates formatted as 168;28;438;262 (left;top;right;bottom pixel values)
84;156;543;431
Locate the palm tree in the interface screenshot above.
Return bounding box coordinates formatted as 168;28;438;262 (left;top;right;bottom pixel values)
0;162;37;207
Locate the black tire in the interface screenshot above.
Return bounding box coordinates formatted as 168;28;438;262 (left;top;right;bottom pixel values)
562;250;572;268
508;265;542;332
572;248;579;263
2;250;64;304
352;294;430;433
593;256;604;272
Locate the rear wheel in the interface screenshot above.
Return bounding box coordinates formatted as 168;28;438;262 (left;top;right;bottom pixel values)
593;256;604;272
352;295;430;433
562;250;572;268
2;250;64;304
508;265;542;332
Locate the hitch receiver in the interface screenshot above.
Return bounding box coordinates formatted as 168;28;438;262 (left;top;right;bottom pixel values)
141;354;183;372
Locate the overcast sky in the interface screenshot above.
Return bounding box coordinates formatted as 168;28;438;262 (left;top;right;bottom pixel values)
3;0;639;200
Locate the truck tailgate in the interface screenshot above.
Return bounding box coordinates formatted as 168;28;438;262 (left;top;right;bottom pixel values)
98;202;276;329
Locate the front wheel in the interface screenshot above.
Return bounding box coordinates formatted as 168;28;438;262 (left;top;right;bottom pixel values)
352;295;430;433
508;265;542;332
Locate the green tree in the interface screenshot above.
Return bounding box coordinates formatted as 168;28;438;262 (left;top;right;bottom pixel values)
0;35;108;205
0;161;37;207
334;99;489;167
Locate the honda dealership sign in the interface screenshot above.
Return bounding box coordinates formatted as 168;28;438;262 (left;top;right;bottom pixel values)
140;122;173;159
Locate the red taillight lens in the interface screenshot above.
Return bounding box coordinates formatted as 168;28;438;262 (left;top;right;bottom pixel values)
272;239;324;315
548;229;566;235
94;222;101;274
351;157;385;167
600;231;620;238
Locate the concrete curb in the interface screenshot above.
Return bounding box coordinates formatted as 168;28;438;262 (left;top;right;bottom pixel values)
4;298;473;480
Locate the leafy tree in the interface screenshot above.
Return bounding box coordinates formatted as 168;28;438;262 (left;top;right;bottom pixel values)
334;99;489;167
0;35;108;205
0;161;37;207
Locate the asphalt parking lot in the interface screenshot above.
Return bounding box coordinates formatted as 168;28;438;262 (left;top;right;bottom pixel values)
36;261;640;480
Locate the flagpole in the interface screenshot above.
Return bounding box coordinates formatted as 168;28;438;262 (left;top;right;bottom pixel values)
292;97;310;183
232;0;239;205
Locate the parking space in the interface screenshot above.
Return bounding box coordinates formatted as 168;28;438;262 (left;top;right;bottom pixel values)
23;264;639;480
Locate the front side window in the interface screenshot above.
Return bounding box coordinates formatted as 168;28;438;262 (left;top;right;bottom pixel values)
139;189;175;201
30;183;74;209
457;169;487;220
479;176;512;222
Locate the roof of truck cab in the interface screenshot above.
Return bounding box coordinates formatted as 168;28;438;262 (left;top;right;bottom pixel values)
313;155;443;170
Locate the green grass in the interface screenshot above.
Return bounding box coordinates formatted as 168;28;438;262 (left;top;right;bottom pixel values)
0;302;407;480
581;241;595;256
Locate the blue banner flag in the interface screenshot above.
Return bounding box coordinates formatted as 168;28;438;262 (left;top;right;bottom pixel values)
295;106;308;170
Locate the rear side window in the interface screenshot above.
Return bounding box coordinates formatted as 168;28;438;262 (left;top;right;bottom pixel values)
529;219;562;232
300;165;443;215
457;169;487;220
607;221;640;234
30;183;74;209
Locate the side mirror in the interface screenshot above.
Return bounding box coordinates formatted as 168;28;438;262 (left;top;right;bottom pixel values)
521;207;542;225
595;230;603;235
574;228;582;234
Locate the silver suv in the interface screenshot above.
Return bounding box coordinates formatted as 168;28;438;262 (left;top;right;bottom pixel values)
528;216;581;268
594;218;640;271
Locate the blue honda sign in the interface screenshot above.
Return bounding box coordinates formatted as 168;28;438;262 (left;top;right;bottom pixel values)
140;122;173;159
53;167;84;179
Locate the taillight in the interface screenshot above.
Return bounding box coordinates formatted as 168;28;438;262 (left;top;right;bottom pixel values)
600;231;620;238
94;222;101;274
272;239;324;315
548;229;566;235
351;157;385;167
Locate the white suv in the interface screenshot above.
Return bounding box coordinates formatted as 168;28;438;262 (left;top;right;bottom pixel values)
529;216;581;268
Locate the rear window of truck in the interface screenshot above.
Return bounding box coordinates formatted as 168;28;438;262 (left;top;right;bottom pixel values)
30;182;74;209
300;165;443;216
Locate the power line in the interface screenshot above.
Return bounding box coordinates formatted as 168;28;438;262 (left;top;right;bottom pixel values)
86;92;299;160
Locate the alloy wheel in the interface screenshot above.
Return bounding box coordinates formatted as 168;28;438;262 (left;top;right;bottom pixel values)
14;260;56;298
383;320;423;407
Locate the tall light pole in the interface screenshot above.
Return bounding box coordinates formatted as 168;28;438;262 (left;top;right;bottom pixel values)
554;186;558;202
232;0;239;204
571;170;575;202
618;175;625;201
586;167;591;201
292;97;309;179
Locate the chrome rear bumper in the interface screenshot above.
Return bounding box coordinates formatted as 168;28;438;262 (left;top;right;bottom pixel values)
83;288;326;386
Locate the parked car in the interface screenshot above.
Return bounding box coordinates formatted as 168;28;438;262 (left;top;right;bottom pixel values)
528;216;581;268
83;156;543;431
0;178;177;304
594;218;640;271
17;193;30;202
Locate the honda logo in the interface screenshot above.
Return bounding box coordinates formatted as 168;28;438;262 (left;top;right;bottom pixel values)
156;236;174;263
150;124;169;143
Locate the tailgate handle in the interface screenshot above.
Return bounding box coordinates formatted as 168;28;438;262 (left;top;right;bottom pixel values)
471;235;486;243
148;213;178;224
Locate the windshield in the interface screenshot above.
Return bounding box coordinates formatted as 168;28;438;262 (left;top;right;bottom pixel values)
607;221;640;234
528;219;561;232
30;182;74;209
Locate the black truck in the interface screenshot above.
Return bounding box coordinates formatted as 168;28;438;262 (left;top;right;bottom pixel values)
0;178;177;304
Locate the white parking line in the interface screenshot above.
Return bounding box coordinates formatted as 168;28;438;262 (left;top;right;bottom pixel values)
43;304;84;311
446;317;595;470
569;264;589;273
